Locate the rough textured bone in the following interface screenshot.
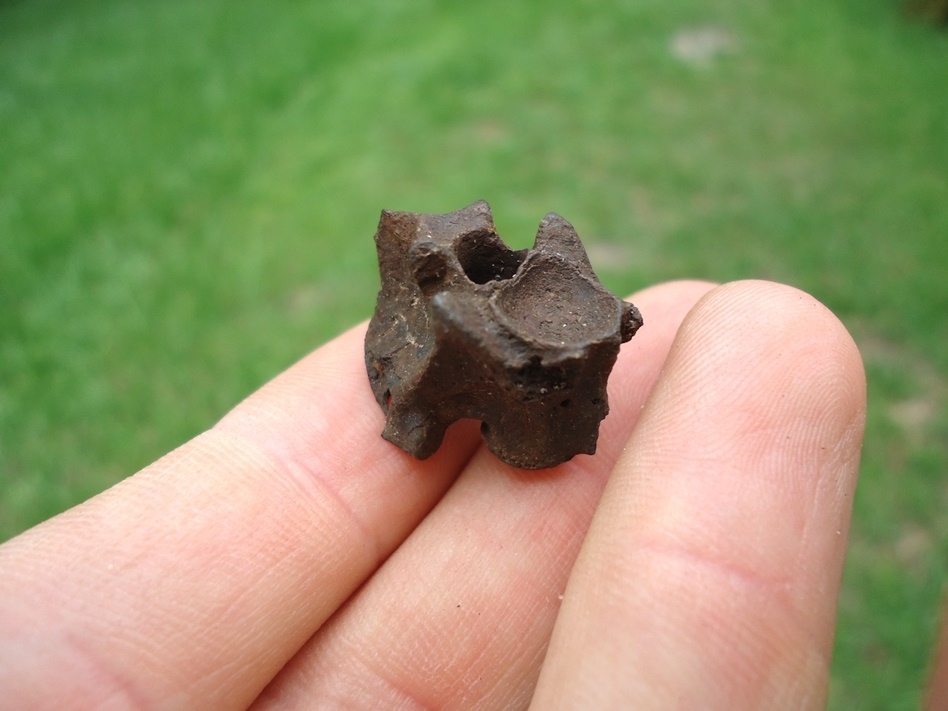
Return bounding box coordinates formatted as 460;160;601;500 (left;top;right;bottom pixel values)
364;200;643;470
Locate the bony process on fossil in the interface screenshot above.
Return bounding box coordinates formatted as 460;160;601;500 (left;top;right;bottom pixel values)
364;200;643;470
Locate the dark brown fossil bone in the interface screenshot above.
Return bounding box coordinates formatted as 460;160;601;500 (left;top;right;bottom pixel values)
364;200;643;470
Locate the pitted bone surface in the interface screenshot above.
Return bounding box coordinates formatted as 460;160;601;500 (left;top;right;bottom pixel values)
365;200;643;470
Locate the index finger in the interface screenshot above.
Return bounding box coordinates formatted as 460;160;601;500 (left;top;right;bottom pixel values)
0;324;480;710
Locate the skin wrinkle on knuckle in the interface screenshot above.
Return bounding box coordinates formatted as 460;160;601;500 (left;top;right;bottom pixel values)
206;426;386;571
647;400;849;587
637;534;798;616
2;626;153;711
273;639;442;711
634;542;825;700
575;541;825;710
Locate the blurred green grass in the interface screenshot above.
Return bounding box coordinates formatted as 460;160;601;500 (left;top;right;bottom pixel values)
1;0;946;707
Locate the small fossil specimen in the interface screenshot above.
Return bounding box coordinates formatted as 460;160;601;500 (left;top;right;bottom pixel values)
364;200;642;470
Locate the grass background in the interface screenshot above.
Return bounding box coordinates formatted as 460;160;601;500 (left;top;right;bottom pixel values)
1;0;946;707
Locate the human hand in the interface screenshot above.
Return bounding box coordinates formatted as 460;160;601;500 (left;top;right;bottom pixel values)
0;280;866;710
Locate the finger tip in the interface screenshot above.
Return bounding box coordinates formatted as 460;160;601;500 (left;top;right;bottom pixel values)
664;278;867;564
688;279;867;421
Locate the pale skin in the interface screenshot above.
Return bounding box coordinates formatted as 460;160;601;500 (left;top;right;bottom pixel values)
0;280;870;710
